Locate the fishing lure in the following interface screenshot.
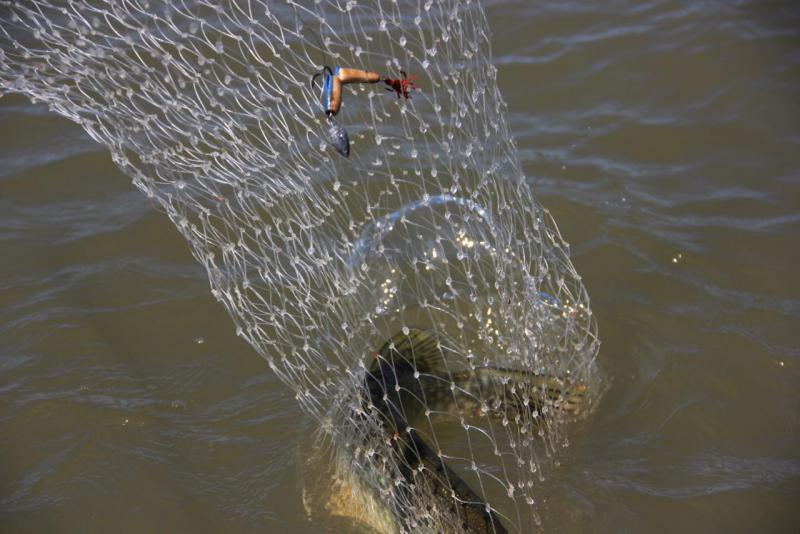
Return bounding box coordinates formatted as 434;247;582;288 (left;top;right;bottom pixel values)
311;65;419;157
311;67;380;158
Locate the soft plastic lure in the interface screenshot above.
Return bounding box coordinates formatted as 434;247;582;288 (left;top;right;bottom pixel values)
311;66;419;157
312;66;382;118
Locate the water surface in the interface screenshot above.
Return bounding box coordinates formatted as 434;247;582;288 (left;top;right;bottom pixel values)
2;0;799;531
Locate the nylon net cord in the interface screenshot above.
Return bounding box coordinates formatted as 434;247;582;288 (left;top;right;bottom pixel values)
1;1;600;532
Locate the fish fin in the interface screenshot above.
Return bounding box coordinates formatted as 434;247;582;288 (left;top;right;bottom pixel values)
373;329;447;375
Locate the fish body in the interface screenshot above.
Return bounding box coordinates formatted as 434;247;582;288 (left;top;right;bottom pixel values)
449;366;588;420
365;330;506;533
363;329;588;533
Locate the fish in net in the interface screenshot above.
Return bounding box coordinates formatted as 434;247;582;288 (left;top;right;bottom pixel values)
0;1;601;531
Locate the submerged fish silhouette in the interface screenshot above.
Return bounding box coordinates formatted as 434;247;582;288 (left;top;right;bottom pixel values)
364;329;588;533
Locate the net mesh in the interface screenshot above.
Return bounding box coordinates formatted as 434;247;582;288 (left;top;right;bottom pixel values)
1;1;600;531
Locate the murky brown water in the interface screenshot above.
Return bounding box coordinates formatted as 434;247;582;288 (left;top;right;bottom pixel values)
2;1;799;532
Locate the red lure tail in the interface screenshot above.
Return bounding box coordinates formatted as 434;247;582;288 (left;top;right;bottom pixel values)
383;71;419;99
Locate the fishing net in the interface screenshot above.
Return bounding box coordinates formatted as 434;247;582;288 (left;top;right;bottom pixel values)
1;1;600;531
